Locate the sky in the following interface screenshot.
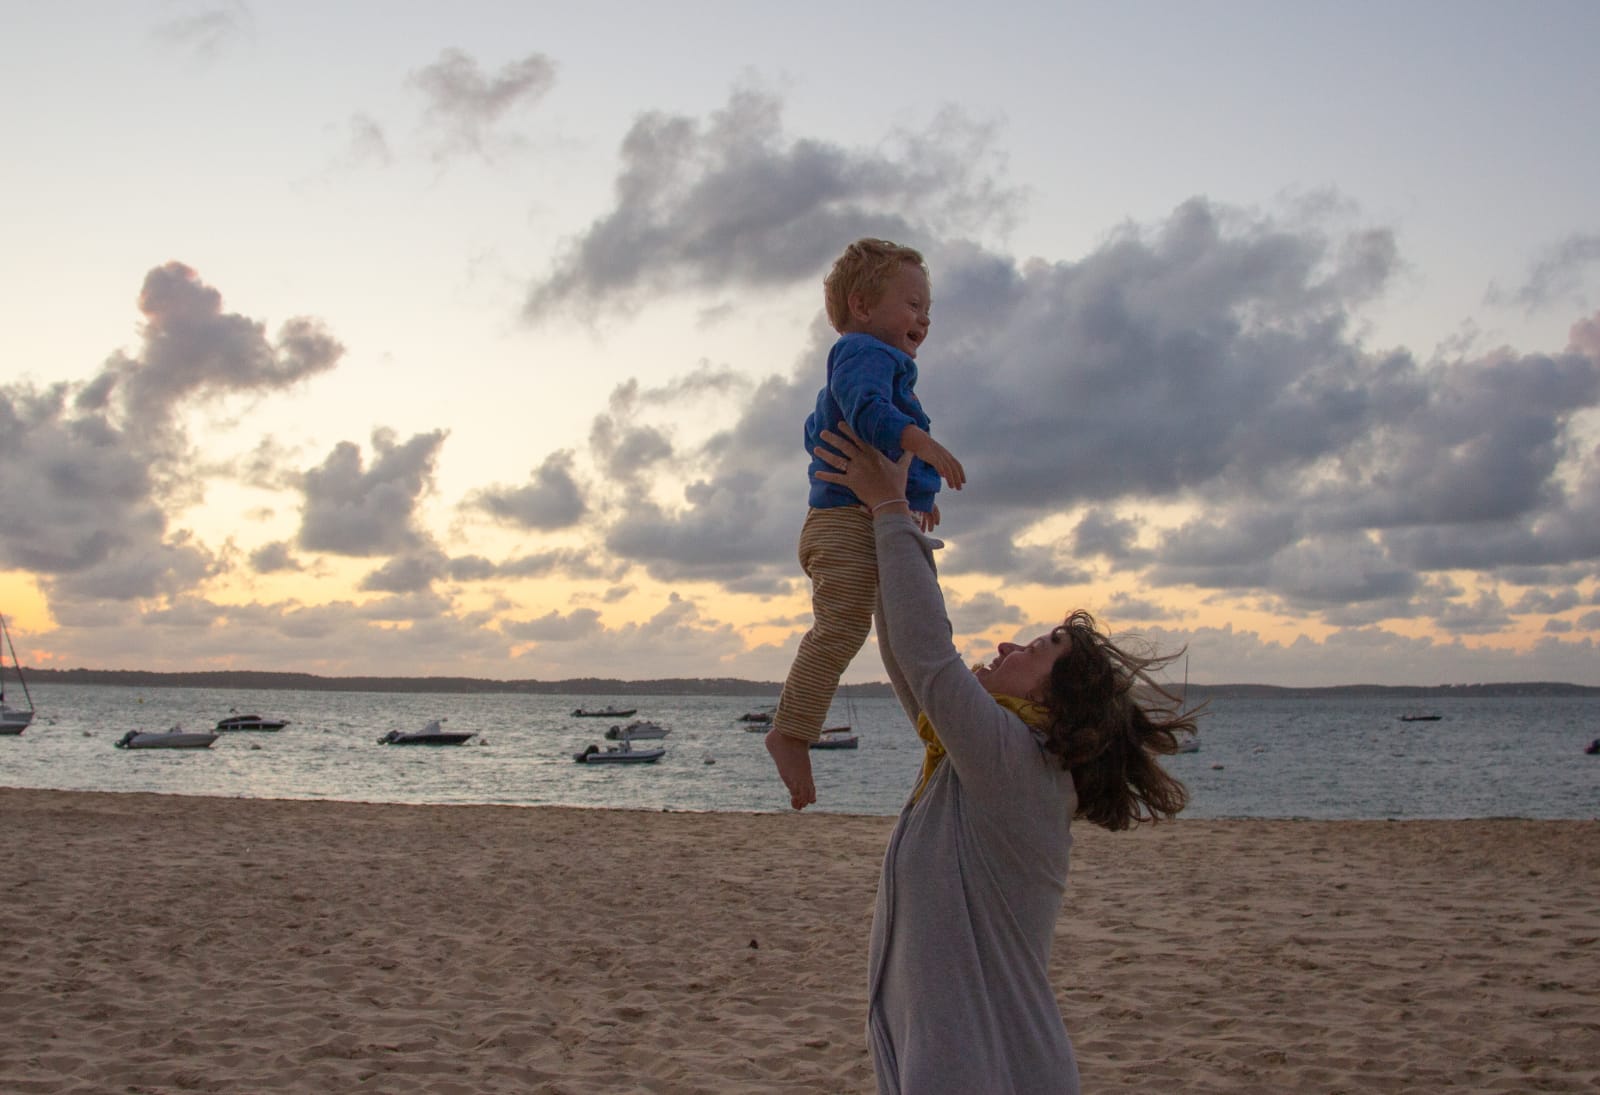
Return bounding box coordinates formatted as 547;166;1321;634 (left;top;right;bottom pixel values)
3;1;1600;688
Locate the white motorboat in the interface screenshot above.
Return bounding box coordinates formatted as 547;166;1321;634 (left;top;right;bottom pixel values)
115;725;220;749
604;720;671;740
377;718;475;745
0;613;35;734
574;739;665;764
216;712;289;731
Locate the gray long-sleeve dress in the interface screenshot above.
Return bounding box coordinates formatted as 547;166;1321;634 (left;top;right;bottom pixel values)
867;514;1080;1095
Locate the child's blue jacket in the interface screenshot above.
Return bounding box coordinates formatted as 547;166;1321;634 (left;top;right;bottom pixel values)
804;332;942;512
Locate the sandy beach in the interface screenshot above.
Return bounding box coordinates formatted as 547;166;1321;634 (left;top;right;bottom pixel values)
1;789;1595;1093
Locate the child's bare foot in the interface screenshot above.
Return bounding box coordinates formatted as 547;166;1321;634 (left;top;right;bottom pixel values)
765;728;817;810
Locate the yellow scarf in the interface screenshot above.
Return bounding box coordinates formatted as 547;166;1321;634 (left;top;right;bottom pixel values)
909;693;1052;804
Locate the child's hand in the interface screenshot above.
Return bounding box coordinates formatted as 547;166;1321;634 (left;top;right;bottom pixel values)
922;439;965;490
917;505;940;533
901;426;965;490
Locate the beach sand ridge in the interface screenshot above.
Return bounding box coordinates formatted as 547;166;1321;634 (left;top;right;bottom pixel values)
1;789;1595;1092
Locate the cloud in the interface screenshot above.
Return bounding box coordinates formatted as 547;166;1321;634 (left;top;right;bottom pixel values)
152;1;252;60
354;589;454;622
341;113;393;169
0;384;163;575
39;592;512;675
909;210;1595;639
1378;429;1600;573
920;201;1400;513
548;176;1599;650
1431;589;1514;636
0;262;338;607
464;450;586;530
249;541;301;574
945;589;1025;637
1071;508;1145;562
119;262;344;428
1101;593;1188;624
57;529;219;603
239;436;304;492
581;196;1401;580
502;608;603;642
493;549;613;581
409;48;557;161
592;419;674;485
506;593;747;677
945;525;1095;586
1504;232;1600;311
1513;587;1581;615
297;428;448;556
445;555;499;582
360;550;448;594
7;91;1598;684
596;380;807;584
587;368;747;488
522;85;1019;320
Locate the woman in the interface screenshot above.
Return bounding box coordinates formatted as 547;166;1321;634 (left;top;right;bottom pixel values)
813;424;1196;1094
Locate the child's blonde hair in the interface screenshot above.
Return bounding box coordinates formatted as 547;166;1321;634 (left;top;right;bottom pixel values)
823;238;927;334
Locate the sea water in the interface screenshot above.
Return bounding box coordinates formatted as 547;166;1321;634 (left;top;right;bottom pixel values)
1;683;1595;819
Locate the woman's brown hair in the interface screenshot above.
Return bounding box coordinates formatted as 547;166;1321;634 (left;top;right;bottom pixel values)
1036;610;1197;831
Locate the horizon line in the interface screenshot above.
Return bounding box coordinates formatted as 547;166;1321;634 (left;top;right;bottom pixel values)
13;666;1600;696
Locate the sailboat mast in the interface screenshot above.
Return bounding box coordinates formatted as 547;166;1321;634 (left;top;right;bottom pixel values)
2;614;35;711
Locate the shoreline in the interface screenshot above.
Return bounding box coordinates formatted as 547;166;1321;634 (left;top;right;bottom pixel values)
20;669;1600;698
3;788;1596;1093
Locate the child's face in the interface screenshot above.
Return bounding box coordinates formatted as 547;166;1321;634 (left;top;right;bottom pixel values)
850;262;931;358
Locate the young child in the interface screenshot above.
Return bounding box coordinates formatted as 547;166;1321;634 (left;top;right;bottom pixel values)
766;238;965;810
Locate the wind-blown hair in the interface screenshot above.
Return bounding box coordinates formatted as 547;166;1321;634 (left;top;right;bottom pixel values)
823;238;927;333
1036;610;1197;831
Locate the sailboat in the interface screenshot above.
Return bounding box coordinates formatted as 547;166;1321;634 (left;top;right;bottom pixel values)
1;613;36;734
812;687;860;750
1173;653;1200;753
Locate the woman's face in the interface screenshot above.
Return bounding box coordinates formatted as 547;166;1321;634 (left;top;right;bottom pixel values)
973;628;1068;701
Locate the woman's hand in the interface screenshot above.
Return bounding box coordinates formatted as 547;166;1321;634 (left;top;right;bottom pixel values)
814;421;913;511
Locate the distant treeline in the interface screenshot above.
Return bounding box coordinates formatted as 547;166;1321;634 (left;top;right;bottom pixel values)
20;667;817;697
1181;681;1600;699
16;667;1600;699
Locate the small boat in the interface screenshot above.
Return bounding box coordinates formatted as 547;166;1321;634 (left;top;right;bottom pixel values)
810;726;858;750
1585;738;1600;756
215;713;289;731
1398;713;1443;722
0;702;30;734
115;725;220;749
574;740;665;764
0;612;35;735
572;706;637;718
377;718;475;746
605;720;671;740
737;711;772;723
1174;734;1201;754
